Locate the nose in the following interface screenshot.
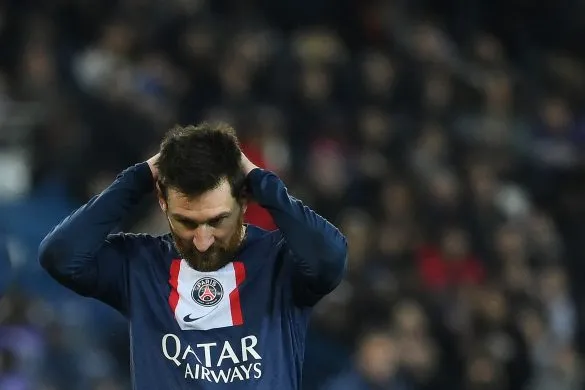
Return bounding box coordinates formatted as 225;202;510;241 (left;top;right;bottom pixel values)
193;225;215;252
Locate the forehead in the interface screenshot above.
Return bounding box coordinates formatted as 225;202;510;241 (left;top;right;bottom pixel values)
166;179;236;218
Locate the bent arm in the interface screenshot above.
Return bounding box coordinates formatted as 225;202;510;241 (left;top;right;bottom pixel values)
38;162;154;312
246;169;347;304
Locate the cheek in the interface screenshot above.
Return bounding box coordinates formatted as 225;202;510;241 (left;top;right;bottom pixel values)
172;226;195;243
213;230;231;244
213;224;237;243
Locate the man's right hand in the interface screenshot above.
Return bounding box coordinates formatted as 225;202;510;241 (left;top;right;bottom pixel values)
147;153;160;181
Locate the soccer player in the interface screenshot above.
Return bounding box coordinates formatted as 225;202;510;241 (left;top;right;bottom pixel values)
38;123;348;389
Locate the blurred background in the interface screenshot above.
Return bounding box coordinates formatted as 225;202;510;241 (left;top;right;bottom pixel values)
2;0;585;389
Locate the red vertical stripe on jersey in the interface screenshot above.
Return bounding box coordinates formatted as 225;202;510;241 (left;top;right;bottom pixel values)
168;259;181;314
229;261;246;326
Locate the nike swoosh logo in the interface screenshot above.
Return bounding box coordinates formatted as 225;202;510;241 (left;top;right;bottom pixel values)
183;314;206;323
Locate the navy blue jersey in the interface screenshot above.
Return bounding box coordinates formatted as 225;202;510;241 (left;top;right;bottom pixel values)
38;163;347;389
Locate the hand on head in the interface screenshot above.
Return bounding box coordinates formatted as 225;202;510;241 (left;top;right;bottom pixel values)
240;152;258;176
147;153;160;181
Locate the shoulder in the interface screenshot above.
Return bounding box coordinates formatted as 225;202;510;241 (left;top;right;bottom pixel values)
238;225;290;270
243;224;285;248
103;232;178;276
104;232;175;255
105;231;163;243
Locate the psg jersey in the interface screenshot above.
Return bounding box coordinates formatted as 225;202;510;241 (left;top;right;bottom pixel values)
39;163;348;389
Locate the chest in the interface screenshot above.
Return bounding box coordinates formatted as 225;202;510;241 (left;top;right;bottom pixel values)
129;252;292;335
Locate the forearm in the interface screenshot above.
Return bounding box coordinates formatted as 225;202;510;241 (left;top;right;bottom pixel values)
247;169;347;291
38;162;153;290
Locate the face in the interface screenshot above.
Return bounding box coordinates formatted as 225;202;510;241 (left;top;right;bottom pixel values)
158;179;247;272
357;333;398;383
441;228;469;260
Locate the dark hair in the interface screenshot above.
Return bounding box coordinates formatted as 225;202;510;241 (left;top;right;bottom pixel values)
156;122;245;199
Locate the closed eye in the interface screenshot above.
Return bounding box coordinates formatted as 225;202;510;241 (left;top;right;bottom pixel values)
178;219;198;229
208;216;227;227
171;212;231;228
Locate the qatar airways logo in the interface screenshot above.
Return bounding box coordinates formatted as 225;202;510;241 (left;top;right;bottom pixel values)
161;334;262;383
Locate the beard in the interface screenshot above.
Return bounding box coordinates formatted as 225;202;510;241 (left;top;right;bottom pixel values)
169;213;245;272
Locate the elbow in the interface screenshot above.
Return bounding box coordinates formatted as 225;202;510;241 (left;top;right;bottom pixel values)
326;237;348;289
292;232;348;295
38;233;66;274
38;231;79;279
38;234;95;295
312;235;347;293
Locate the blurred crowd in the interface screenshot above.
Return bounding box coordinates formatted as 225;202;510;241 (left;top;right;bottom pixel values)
2;0;585;389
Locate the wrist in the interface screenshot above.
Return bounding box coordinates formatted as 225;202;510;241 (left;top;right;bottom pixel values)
242;160;258;176
146;153;160;181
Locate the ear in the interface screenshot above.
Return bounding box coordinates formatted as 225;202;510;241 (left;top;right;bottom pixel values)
235;192;248;216
156;181;167;213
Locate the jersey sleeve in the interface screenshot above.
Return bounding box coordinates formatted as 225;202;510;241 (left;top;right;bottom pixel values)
85;233;135;313
246;169;348;306
38;162;154;315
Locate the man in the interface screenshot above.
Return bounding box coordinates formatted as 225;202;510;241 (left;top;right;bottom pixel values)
321;330;412;390
39;123;347;389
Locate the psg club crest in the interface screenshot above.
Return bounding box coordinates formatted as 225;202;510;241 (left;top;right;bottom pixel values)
191;277;224;307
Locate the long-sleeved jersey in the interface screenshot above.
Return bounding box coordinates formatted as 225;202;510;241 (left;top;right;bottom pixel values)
38;162;347;389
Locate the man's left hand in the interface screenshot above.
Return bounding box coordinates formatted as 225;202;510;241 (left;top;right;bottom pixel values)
241;152;258;176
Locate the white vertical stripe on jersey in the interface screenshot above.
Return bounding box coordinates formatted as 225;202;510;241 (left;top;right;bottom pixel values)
172;260;240;331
